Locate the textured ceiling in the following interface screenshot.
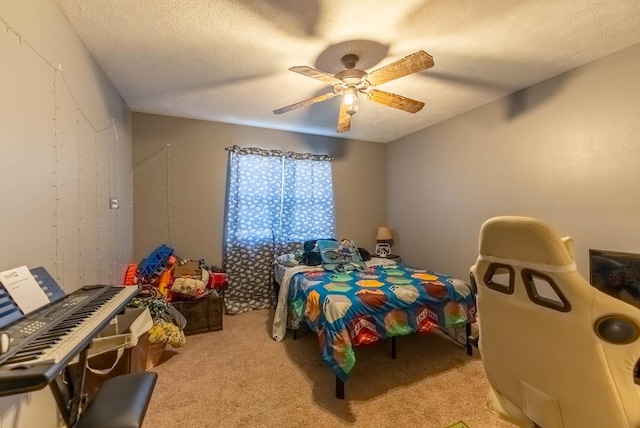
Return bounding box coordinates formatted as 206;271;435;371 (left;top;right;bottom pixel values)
56;0;640;143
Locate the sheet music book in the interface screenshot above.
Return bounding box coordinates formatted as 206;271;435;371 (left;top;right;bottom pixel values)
0;265;50;314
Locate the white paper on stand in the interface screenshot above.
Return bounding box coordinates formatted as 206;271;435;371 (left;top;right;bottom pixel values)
0;265;50;314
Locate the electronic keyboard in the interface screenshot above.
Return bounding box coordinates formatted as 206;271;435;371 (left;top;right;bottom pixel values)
0;268;139;397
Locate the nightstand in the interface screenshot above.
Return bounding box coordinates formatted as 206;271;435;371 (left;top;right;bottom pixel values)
377;254;401;262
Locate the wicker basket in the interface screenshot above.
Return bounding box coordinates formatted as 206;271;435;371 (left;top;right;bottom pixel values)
146;342;166;370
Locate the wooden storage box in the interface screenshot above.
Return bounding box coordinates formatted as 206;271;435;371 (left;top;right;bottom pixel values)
173;294;223;335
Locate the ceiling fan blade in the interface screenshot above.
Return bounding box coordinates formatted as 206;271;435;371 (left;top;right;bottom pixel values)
367;89;425;113
337;102;352;133
273;92;336;114
289;66;343;85
366;50;434;86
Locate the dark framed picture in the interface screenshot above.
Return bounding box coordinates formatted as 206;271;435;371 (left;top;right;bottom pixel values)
589;249;640;309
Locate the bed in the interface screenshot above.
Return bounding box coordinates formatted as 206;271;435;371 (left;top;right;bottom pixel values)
272;247;477;399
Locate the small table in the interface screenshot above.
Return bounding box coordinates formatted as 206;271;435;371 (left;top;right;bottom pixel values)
376;254;401;262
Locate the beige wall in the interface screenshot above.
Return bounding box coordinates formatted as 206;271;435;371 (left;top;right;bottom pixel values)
388;43;640;281
0;0;132;426
0;0;133;292
132;114;387;265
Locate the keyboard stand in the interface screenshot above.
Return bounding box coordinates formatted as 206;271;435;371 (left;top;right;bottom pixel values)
48;346;90;427
48;332;157;428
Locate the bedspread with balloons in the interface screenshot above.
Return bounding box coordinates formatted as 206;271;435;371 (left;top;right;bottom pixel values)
287;263;477;381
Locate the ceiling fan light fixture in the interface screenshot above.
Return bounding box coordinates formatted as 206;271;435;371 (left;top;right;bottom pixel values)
275;50;434;132
343;85;357;105
341;54;359;70
346;101;358;116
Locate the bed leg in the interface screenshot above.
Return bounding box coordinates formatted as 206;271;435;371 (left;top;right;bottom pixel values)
465;323;473;356
336;376;345;400
391;336;397;359
293;328;298;340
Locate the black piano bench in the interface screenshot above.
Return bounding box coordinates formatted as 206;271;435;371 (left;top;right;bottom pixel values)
75;372;158;428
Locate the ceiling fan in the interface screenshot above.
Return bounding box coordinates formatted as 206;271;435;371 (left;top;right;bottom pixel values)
273;50;434;133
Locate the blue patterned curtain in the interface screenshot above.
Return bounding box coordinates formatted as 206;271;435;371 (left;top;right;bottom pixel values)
224;146;335;314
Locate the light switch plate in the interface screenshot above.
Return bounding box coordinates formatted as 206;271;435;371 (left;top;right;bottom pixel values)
109;198;119;209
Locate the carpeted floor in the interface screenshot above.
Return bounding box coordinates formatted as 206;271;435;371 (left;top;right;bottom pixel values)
446;421;471;428
143;309;517;428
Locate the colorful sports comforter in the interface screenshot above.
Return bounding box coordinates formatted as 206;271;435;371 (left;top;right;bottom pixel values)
286;263;477;381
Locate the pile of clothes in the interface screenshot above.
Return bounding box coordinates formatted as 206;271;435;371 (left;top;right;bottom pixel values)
124;245;229;347
128;244;228;302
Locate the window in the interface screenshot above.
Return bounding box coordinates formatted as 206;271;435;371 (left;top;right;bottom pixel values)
223;146;335;314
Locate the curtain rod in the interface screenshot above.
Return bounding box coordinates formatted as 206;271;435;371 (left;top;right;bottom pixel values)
225;145;332;161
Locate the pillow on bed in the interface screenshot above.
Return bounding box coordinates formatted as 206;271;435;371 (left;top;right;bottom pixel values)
317;239;367;273
301;238;335;266
358;247;372;261
275;253;300;267
303;238;336;252
301;251;322;266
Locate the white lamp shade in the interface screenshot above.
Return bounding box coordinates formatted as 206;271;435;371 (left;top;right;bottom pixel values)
376;226;393;241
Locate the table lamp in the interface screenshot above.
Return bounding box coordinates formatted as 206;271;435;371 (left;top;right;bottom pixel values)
375;226;393;257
